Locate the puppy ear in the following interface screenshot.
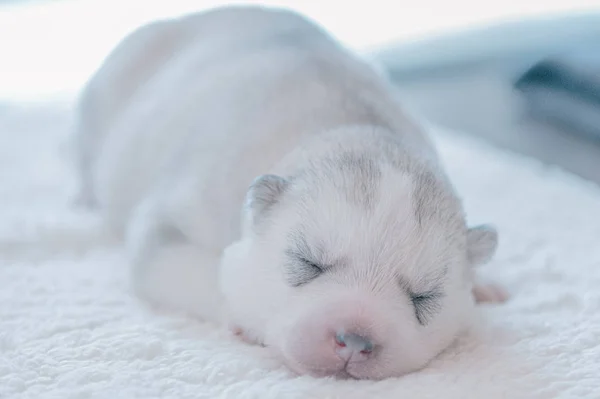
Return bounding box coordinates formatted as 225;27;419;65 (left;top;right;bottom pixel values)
467;225;498;266
243;174;289;229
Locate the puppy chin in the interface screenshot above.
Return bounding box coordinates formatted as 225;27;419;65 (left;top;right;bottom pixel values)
277;349;349;379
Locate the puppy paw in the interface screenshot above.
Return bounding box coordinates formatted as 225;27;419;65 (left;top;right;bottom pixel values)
228;324;264;346
473;282;509;304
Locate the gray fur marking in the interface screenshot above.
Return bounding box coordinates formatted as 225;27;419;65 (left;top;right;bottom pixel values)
299;150;382;211
334;151;382;210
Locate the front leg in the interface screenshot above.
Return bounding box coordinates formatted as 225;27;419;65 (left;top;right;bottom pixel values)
126;199;224;322
472;282;509;304
228;323;266;346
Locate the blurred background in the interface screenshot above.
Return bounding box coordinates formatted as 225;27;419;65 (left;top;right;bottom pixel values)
2;0;600;183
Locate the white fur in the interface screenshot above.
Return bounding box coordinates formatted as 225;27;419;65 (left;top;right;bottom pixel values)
72;5;499;379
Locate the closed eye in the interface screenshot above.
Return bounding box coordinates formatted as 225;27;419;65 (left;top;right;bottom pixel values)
284;247;328;287
411;291;443;326
298;256;324;273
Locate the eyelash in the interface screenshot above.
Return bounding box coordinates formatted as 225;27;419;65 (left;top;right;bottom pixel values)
299;256;324;274
411;292;442;326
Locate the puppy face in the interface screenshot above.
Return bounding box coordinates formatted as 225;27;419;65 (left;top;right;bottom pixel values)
220;152;497;379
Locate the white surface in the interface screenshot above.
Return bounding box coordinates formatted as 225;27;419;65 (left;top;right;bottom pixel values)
1;101;600;398
2;0;600;100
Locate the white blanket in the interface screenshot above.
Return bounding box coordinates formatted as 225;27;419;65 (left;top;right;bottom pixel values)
1;100;599;399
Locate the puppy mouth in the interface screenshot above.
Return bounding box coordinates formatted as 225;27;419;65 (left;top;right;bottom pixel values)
284;358;368;380
330;369;355;380
322;366;376;380
311;368;360;380
282;356;354;379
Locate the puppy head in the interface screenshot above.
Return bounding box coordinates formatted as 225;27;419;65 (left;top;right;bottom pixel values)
220;151;497;379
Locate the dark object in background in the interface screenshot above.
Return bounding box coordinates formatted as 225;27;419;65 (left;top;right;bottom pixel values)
515;47;600;143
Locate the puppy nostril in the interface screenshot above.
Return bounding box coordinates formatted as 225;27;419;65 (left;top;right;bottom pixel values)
335;333;347;347
359;339;374;354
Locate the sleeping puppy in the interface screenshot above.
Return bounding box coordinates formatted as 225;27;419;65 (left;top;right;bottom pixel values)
72;5;506;380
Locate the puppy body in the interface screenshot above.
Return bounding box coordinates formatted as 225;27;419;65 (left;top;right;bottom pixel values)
74;6;499;379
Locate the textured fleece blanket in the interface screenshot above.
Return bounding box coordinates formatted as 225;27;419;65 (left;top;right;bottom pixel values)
1;100;599;399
